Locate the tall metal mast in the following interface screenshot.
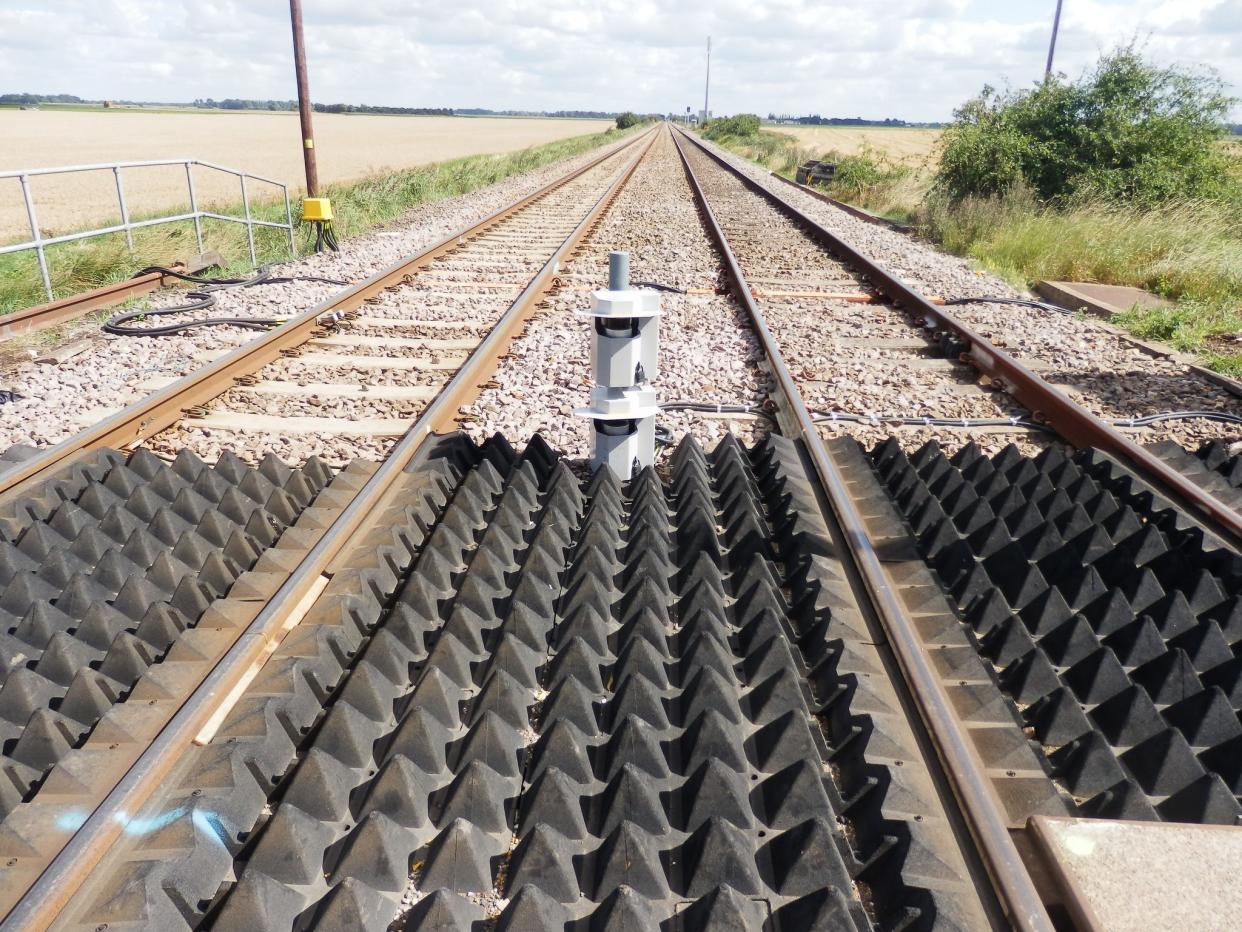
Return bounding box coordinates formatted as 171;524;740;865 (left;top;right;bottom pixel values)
1044;0;1064;81
703;36;711;121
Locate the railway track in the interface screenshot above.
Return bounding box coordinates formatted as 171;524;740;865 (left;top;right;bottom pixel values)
0;126;656;489
0;125;658;928
0;123;1239;929
671;126;1242;927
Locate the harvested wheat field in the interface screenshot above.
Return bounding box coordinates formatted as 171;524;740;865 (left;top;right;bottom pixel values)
0;110;610;240
770;125;940;162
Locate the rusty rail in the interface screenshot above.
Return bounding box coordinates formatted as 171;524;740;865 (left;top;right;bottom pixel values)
672;126;1052;931
0;127;656;500
2;126;658;931
0;270;167;340
678;128;1242;552
0;253;227;340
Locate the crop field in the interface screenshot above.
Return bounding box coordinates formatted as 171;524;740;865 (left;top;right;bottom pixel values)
768;125;940;162
0;111;611;241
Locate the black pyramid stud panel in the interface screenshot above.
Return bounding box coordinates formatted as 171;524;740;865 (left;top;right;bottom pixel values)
1137;440;1242;515
61;433;988;931
0;445;333;822
1197;440;1242;493
870;438;1242;825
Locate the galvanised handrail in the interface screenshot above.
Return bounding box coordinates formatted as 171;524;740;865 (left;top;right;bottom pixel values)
1;158;296;300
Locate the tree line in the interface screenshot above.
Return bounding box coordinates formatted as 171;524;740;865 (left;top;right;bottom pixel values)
194;99;452;115
2;94;641;120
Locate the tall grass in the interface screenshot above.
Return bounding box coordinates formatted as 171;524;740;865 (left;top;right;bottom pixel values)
0;124;633;316
926;194;1242;306
822;146;928;223
705;128;814;177
921;191;1242;370
705;128;929;223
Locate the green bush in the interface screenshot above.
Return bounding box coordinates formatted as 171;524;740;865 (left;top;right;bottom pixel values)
828;146;912;195
615;112;640;129
935;45;1238;204
703;113;761;140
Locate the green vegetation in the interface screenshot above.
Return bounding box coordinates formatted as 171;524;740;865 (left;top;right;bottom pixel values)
935;47;1236;204
818;148;924;223
703;113;761;141
703;50;1242;375
615;112;640;129
701;113;926;222
0;124;634;316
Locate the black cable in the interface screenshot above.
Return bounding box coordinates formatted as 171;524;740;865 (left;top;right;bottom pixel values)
132;266;253;285
311;221;339;253
631;281;687;294
131;264;347;289
103;307;287;337
1111;411;1242;427
659;401;778;422
813;410;1054;431
943;296;1071;315
812;409;1242;430
107;263;348;337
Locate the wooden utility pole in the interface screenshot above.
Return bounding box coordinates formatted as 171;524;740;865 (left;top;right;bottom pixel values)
1044;0;1064;81
289;0;319;196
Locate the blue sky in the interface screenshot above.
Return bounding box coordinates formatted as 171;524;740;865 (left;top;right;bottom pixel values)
1;1;1238;121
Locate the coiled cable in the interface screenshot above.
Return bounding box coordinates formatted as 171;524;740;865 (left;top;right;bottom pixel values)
104;264;348;337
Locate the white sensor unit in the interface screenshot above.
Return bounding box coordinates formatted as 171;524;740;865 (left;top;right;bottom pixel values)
578;290;662;388
574;251;662;479
574;386;660;477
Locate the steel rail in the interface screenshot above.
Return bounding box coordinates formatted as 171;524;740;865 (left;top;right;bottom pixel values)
2;125;658;932
0;270;167;340
677;128;1242;552
672;126;1054;932
0;126;657;500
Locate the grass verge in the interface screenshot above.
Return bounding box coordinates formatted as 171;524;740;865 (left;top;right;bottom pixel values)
920;192;1242;374
0;124;636;316
704;127;929;224
706;127;1242;375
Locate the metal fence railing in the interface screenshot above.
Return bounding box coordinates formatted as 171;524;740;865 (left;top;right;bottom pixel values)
0;159;296;302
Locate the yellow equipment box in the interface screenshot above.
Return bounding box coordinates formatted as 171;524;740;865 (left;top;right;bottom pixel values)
302;197;333;222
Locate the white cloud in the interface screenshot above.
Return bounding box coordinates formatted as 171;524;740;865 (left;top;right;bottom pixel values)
0;0;1237;120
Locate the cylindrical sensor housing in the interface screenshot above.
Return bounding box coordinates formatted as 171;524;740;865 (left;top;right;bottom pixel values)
575;251;662;479
575;385;659;479
579;289;661;388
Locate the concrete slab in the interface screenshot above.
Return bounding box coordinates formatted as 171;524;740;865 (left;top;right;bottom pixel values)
1030;815;1242;932
1035;281;1172;319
